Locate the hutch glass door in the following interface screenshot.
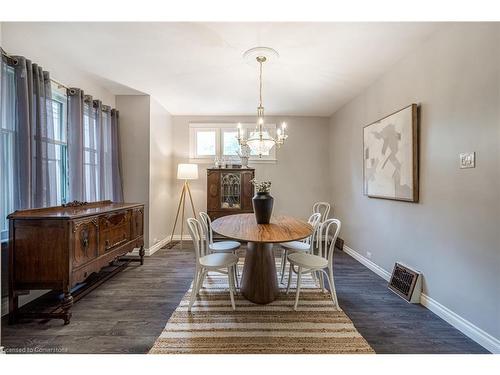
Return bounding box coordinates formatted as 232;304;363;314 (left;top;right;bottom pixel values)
221;172;241;209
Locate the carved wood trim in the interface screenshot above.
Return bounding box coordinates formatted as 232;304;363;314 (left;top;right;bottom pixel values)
73;218;99;233
63;200;89;208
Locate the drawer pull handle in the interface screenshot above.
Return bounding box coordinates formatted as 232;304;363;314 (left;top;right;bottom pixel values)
80;229;89;255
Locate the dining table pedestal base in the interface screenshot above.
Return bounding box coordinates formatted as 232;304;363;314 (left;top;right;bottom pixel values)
240;242;279;304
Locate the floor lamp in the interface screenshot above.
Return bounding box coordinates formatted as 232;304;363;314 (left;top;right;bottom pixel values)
170;163;198;249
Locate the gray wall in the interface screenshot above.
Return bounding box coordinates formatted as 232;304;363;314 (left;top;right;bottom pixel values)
171;115;331;234
116;95;151;246
329;23;500;340
117;95;174;249
149;98;174;247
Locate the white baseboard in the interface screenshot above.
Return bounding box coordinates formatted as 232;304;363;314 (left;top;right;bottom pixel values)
127;235;191;257
170;235;191;241
128;236;171;257
343;245;392;281
419;293;500;354
342;244;500;354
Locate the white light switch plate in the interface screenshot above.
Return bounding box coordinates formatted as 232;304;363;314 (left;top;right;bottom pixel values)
459;152;475;169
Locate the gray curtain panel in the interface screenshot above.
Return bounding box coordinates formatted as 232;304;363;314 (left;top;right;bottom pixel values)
83;95;98;202
1;51;17;231
93;99;107;200
11;56;33;209
3;50;125;211
68;88;85;202
110;109;124;202
12;56;56;208
100;105;113;200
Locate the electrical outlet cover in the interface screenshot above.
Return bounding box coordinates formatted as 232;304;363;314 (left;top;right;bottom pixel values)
459;152;475;169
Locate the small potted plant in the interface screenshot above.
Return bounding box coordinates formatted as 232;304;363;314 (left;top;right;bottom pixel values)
251;179;273;224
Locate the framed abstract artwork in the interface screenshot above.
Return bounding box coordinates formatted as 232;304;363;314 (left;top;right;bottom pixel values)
363;104;419;202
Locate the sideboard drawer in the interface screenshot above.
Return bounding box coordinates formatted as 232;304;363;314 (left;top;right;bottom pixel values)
99;225;130;254
98;210;131;254
98;210;131;230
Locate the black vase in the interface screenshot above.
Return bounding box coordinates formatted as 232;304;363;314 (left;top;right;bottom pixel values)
252;192;274;224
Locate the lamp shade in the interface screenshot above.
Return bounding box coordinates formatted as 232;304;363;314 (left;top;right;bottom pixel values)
177;163;198;180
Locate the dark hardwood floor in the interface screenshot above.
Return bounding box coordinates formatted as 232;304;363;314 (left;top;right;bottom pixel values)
1;244;489;354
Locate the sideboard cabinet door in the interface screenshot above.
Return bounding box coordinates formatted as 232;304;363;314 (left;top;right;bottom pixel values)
241;170;254;211
131;208;144;238
207;170;220;211
72;219;99;269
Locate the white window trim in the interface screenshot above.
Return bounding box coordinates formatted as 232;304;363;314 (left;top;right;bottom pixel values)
189;122;277;164
189;126;220;160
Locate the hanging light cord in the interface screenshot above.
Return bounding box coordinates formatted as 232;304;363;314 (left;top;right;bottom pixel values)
259;59;263;108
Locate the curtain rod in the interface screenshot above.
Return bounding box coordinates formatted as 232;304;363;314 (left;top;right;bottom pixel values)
2;48;70;90
1;48;115;109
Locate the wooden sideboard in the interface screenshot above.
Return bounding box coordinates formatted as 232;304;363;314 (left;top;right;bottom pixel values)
207;168;255;221
7;200;144;324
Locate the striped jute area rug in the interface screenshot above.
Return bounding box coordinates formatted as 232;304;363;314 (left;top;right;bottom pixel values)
149;258;374;354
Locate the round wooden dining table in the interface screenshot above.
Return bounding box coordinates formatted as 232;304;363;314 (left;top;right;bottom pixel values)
211;213;313;304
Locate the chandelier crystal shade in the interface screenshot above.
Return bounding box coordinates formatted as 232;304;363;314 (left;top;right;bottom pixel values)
237;47;288;158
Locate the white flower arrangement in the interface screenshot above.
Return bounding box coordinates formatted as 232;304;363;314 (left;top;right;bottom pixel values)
251;179;272;193
237;144;251;158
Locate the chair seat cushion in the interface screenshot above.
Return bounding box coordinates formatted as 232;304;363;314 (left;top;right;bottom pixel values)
199;253;239;268
280;241;310;251
209;240;241;252
288;252;328;269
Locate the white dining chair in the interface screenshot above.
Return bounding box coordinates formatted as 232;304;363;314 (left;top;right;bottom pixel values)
312;201;331;249
286;218;341;310
187;218;238;311
279;212;321;284
313;202;331;223
199;212;241;288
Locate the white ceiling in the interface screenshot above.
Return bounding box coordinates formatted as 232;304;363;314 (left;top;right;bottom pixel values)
2;22;442;116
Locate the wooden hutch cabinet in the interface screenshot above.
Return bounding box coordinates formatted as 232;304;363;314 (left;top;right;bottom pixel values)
207;168;255;220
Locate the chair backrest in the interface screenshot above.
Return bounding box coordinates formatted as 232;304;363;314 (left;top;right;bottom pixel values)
199;212;213;245
305;212;322;247
187;218;209;264
313;202;331;222
317;218;341;268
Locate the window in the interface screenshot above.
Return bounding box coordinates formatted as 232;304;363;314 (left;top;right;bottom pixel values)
1;73;70;241
196;129;217;157
222;129;240;156
1;65;16;242
48;85;69;205
30;84;68;207
189;123;277;162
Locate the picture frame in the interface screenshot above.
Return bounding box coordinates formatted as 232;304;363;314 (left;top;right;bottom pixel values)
363;104;419;202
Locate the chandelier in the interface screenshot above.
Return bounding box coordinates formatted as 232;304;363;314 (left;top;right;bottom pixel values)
237;47;288;158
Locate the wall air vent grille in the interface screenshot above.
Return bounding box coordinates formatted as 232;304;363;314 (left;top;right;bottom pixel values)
388;262;422;303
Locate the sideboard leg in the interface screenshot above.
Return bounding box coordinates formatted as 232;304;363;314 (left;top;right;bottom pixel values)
8;293;18;325
139;245;145;265
61;292;73;325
